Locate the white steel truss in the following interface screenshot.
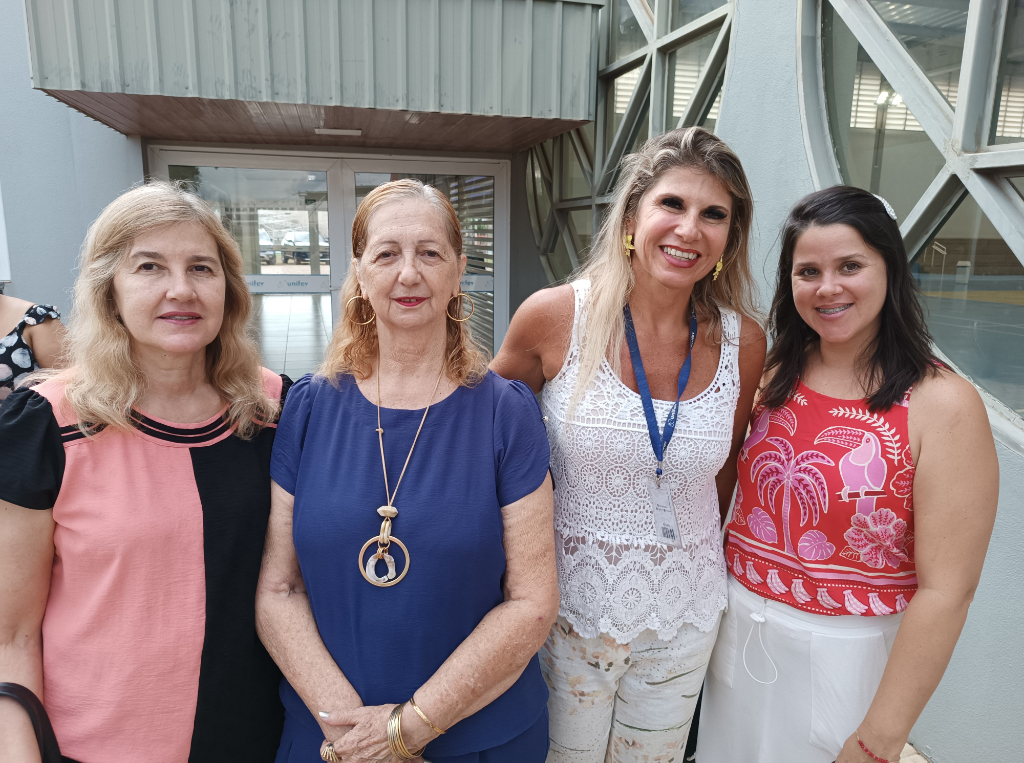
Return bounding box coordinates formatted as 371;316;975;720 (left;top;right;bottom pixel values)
801;0;1024;442
526;0;733;282
804;0;1024;260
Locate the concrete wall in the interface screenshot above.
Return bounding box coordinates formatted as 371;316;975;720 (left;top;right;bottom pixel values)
911;442;1024;762
0;0;142;318
720;2;1024;761
0;177;11;281
716;0;816;315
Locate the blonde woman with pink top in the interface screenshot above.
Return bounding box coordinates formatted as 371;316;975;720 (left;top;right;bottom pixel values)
0;182;288;762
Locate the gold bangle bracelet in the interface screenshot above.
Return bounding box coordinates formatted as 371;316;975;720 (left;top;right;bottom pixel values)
387;702;426;760
409;695;446;736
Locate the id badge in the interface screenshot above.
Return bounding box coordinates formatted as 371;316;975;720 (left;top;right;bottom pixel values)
649;476;682;548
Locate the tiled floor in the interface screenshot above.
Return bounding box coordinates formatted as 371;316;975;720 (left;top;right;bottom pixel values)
250;294;333;380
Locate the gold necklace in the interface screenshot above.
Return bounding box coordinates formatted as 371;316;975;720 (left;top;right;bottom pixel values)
358;353;446;587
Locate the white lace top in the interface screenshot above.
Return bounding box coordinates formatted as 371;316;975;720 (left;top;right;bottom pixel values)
542;280;740;643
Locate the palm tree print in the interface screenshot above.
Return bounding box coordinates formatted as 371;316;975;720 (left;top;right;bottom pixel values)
751;437;834;556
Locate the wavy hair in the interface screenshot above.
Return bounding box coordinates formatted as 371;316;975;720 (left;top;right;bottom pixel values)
52;180;274;438
760;185;939;412
319;179;488;385
571;126;760;409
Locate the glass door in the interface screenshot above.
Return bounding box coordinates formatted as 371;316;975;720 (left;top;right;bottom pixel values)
147;147;510;374
340;158;509;356
165;164;333;378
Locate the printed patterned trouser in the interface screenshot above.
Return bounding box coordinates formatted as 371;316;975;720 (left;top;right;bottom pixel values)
541;614;721;763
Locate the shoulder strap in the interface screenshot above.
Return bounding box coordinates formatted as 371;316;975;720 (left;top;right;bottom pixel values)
719;307;741;345
0;683;62;763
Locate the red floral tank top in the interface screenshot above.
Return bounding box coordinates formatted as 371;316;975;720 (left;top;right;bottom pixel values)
724;380;916;616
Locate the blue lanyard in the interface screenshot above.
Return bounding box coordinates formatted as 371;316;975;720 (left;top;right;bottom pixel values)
623;303;698;486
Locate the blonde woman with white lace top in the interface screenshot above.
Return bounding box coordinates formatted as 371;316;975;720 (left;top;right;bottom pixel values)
492;127;765;763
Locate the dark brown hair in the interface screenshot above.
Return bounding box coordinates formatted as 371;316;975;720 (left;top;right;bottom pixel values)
761;185;939;412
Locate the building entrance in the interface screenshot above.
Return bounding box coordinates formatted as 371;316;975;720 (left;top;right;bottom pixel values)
148;147;509;377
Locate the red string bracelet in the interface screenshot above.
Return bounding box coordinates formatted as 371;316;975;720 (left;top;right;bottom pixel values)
857;735;896;763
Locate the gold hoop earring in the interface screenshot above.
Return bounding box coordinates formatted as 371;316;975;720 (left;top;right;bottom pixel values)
712;259;724;281
623;234;635;257
346;294;375;325
446;292;475;322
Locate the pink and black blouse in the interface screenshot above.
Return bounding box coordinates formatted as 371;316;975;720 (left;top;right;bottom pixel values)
0;370;289;763
724;380;917;617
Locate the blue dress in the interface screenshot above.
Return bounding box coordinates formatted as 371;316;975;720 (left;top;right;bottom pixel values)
270;371;551;762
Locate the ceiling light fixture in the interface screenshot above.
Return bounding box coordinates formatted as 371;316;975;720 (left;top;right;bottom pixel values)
315;128;362;136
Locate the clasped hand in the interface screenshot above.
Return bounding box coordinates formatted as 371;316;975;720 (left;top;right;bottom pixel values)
319;703;432;763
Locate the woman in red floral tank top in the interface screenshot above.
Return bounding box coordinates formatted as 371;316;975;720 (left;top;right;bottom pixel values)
697;186;998;763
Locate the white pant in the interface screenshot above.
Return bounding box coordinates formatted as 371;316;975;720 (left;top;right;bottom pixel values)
697;576;903;763
541;614;721;763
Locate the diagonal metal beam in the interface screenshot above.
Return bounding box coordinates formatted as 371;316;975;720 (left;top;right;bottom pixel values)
599;47;650;78
534;141;555;193
900;167;966;260
829;0;955;150
555;198;595;211
953;0;1007;152
677;15;731;129
654;4;730;52
555;210;582;270
959;171;1024;265
624;0;655;43
969;145;1024;171
568;129;594;187
539;208;561;260
525;151;545;246
599;54;653;195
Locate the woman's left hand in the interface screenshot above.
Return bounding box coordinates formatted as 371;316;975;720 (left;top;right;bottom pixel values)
319;704;431;763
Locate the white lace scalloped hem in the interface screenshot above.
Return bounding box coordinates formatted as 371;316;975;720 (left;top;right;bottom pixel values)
558;594;728;644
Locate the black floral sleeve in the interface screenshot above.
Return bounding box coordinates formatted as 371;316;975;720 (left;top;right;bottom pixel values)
0;304;61;402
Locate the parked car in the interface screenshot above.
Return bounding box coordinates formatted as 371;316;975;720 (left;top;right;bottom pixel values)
259;229;276;264
281;230;329;264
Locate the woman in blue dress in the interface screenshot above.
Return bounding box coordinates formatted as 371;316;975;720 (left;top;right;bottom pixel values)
256;179;558;763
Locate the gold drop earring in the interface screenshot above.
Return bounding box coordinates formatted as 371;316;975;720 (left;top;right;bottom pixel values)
713;259;724;281
623;234;635;258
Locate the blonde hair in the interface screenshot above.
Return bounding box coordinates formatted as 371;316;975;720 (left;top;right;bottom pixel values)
319;179;488;385
572;127;759;409
53;180;275;438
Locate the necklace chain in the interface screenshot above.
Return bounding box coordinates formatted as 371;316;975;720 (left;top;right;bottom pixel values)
376;351;446;508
